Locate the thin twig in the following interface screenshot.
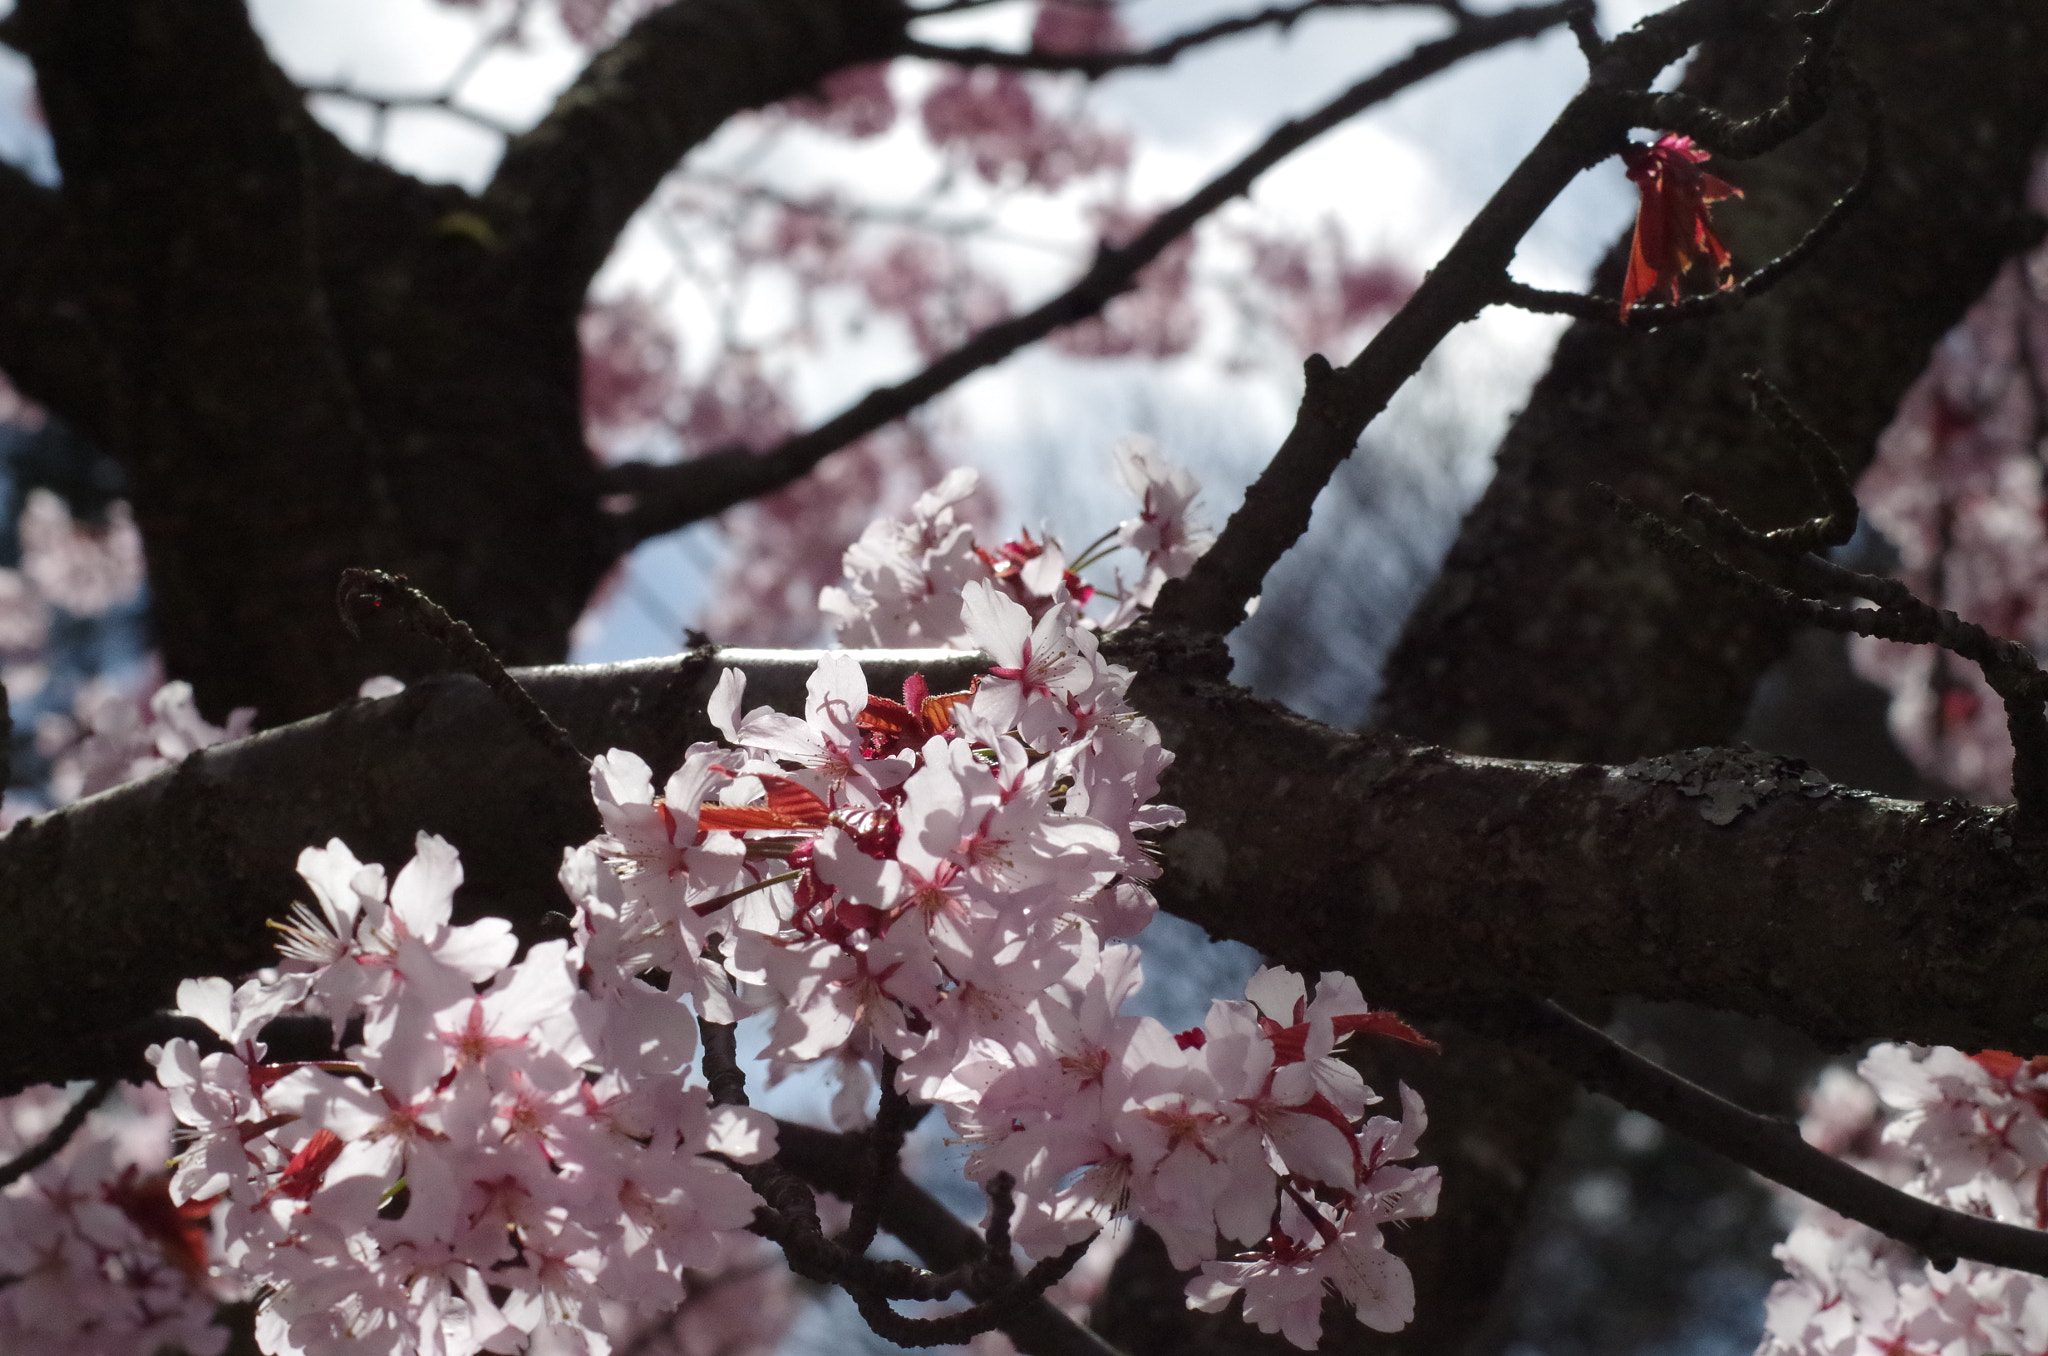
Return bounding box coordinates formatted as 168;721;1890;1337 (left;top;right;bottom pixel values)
775;1121;1127;1356
1626;0;1855;161
335;568;586;765
1498;68;1883;329
851;1238;1092;1347
595;1;1573;548
1599;469;2048;828
0;1079;115;1188
1500;997;2048;1277
696;1023;988;1308
903;0;1464;76
836;1053;922;1254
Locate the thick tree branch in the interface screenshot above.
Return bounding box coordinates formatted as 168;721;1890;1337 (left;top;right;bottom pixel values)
901;0;1462;76
1494;999;2048;1276
6;645;2048;1092
1123;649;2047;1056
1147;0;1775;635
482;0;911;303
597;1;1570;546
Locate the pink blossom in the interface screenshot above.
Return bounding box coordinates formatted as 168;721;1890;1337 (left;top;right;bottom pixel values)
1031;0;1130;55
921;68;1129;190
19;488;144;617
149;512;1430;1352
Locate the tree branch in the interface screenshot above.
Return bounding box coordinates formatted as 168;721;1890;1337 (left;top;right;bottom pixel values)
1145;0;1768;635
1498;67;1881;327
1493;998;2048;1277
300;82;519;141
481;0;912;303
8;643;2048;1093
597;1;1571;546
775;1121;1127;1356
901;0;1462;76
0;1079;114;1188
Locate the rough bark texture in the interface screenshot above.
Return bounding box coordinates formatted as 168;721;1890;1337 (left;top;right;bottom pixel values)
1374;0;2048;761
0;0;905;724
4;648;2041;1092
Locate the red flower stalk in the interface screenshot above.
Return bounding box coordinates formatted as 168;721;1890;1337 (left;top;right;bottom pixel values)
1620;133;1742;318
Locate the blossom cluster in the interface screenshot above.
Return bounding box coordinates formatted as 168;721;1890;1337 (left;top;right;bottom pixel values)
1759;1045;2048;1356
36;678;255;806
589;561;1438;1348
0;1082;230;1356
97;441;1430;1352
820;433;1211;646
0;486;147;720
1847;199;2048;802
147;833;777;1356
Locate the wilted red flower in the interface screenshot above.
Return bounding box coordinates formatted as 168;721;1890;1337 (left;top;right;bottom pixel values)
1620;133;1742;318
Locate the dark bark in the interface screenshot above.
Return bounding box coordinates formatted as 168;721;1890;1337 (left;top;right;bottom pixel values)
3;646;2043;1094
0;161;98;419
773;1120;1125;1356
1374;0;2048;761
0;0;906;725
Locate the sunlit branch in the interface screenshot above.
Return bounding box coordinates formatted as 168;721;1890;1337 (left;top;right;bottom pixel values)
596;0;1572;548
337;568;588;767
13;643;2048;1094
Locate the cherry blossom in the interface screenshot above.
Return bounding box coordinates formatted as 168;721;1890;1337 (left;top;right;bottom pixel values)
38;678;255;805
18;487;145;618
0;1083;234;1356
134;452;1427;1352
1759;1045;2048;1356
820;443;1214;647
